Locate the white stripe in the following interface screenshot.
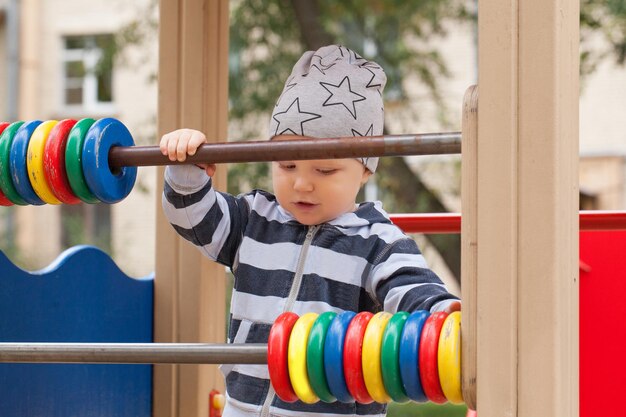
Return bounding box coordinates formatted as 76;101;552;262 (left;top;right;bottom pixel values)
230;292;286;324
248;193;293;223
161;185;215;228
238;239;300;272
229;293;345;325
331;221;407;244
230;364;269;380
200;192;232;257
369;251;429;291
289;300;344;316
238;239;369;287
384;282;446;312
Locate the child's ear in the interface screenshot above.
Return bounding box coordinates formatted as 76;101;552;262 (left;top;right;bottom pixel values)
360;169;373;186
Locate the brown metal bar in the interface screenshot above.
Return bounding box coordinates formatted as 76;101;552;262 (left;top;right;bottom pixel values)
108;132;462;168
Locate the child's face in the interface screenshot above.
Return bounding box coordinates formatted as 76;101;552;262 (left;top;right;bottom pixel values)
271;135;372;225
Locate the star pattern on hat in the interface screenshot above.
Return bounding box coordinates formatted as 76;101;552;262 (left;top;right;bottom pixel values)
309;54;337;76
351;124;375;168
362;65;383;89
320;76;366;119
351;124;374;137
272;97;322;136
275;80;298;107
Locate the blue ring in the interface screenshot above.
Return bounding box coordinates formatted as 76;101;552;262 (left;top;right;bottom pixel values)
399;310;430;402
323;310;356;403
10;120;45;205
82;118;137;204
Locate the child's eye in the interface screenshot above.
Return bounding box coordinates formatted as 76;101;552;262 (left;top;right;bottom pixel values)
317;169;337;175
278;163;295;170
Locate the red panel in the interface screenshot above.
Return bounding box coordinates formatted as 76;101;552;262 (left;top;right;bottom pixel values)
580;231;626;417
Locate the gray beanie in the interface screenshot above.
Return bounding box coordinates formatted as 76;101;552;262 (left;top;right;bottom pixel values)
269;45;386;172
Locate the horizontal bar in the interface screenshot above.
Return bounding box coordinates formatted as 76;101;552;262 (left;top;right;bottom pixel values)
0;343;267;364
390;211;626;234
109;132;462;168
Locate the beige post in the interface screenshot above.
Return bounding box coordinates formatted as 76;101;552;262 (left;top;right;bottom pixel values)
461;85;478;410
154;1;229;417
477;0;579;416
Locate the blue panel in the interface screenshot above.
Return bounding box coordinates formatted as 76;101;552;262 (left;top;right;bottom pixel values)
0;245;154;417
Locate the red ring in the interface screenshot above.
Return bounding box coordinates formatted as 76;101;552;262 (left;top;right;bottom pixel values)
43;119;80;204
268;312;300;403
419;311;449;403
0;122;12;206
343;311;374;404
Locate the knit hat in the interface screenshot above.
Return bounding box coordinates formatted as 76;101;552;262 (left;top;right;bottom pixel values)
269;45;386;172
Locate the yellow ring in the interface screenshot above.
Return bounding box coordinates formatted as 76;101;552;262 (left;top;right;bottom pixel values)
438;311;463;404
362;311;392;403
288;312;319;404
27;120;61;204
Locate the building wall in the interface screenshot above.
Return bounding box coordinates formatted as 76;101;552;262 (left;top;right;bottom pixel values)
7;0;157;276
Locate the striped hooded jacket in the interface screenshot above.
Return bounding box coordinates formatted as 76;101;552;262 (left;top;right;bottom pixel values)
162;165;459;417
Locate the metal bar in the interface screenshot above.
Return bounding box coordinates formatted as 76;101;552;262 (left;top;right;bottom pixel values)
108;132;462;168
0;343;267;364
390;211;626;234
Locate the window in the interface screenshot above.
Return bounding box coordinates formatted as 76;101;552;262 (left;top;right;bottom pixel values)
62;35;115;112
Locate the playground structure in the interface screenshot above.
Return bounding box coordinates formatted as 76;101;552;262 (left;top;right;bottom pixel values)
0;0;585;416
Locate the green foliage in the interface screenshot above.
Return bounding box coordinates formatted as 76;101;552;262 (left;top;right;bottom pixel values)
581;0;626;75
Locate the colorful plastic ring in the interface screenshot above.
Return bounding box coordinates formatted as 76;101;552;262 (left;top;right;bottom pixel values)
438;311;463;404
268;312;300;403
44;119;80;204
344;311;374;404
65;118;99;203
419;311;448;404
27;120;62;204
10;121;45;205
362;311;392;403
324;311;356;403
0;122;13;206
82;118;137;204
0;121;27;205
381;311;410;403
306;311;337;403
399;310;430;402
288;312;319;404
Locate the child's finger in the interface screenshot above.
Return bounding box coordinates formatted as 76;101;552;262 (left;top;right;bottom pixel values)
159;133;169;156
166;134;180;162
205;164;217;177
176;130;193;162
188;131;207;156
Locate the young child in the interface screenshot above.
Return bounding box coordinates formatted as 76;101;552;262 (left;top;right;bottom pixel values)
161;45;460;417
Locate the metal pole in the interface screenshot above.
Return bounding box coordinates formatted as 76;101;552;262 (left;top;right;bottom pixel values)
0;343;267;364
108;132;462;168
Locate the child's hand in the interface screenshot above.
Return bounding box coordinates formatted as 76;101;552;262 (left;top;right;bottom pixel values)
160;128;216;177
443;300;461;314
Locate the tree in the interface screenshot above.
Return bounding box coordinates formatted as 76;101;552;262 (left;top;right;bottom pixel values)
229;0;470;282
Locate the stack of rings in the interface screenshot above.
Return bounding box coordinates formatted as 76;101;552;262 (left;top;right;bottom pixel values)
267;309;463;405
0;118;136;206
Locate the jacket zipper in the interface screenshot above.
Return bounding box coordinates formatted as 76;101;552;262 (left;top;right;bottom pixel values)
259;225;319;417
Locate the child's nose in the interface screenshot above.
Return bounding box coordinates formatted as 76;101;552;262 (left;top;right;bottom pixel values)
293;176;314;192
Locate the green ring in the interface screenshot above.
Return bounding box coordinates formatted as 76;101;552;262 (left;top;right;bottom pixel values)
65;118;100;204
0;121;27;205
381;311;410;403
306;311;337;403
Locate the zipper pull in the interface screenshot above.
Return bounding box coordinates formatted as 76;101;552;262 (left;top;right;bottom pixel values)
306;225;318;239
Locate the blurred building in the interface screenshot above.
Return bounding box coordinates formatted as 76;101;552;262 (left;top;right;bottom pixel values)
0;0;158;276
0;1;624;278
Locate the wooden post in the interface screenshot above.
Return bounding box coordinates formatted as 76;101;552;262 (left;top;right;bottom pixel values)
477;0;579;416
461;84;478;410
154;1;229;417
